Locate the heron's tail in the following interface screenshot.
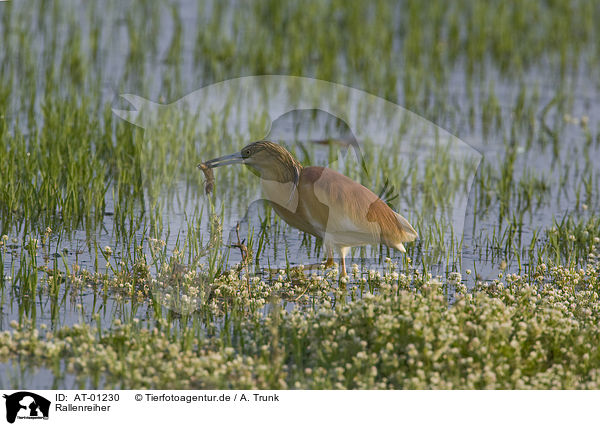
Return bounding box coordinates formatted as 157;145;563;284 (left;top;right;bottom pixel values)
394;212;418;242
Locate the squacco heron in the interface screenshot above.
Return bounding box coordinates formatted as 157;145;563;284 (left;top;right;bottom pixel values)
202;141;417;276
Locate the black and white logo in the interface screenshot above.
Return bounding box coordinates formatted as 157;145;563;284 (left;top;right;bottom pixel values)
3;392;50;424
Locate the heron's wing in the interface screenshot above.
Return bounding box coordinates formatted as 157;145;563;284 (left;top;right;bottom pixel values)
307;167;416;248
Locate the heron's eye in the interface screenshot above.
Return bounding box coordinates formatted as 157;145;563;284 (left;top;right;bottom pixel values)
243;149;251;157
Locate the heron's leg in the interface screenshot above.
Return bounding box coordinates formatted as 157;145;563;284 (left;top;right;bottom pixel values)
339;247;349;277
324;247;335;268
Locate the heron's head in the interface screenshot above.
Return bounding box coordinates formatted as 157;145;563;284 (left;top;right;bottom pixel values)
202;141;301;183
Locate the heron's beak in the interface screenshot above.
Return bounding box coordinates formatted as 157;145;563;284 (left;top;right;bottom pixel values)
201;152;243;169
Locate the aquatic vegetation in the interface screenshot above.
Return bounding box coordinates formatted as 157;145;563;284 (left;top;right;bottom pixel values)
0;0;599;389
2;248;600;389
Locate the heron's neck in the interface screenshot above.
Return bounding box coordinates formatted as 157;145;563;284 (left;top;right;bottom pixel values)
260;153;302;184
258;153;302;212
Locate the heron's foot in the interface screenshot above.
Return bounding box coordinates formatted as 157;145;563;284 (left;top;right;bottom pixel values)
293;258;335;270
267;258;336;274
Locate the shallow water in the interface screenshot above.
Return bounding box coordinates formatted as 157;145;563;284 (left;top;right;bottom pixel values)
1;0;599;388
